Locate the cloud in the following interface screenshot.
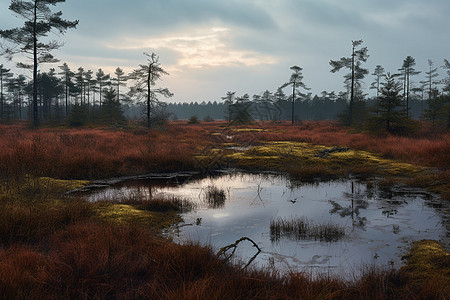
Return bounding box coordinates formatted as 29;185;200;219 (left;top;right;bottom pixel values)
63;0;278;38
107;27;278;69
1;0;449;103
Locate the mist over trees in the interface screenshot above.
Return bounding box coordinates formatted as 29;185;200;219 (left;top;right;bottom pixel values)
0;1;449;132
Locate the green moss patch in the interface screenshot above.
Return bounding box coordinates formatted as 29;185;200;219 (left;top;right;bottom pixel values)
1;176;89;202
96;203;182;230
401;240;450;284
226;141;424;180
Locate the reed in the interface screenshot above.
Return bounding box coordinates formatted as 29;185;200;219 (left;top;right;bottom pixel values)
205;185;227;208
270;216;346;242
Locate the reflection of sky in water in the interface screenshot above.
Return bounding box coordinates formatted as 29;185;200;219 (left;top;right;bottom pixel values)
87;173;448;277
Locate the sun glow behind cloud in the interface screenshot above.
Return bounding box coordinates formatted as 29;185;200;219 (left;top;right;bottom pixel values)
107;27;278;69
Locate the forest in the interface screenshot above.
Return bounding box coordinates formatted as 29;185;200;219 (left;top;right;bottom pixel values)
1;56;450;131
1;0;450;299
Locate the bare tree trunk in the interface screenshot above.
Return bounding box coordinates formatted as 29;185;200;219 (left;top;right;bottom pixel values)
32;0;39;127
291;83;295;124
0;72;3;119
350;44;355;126
147;64;151;128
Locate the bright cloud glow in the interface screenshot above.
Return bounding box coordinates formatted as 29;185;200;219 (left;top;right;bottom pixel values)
108;27;278;69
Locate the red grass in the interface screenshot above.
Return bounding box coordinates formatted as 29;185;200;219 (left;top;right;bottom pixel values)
0;122;448;298
0;124;209;179
249;121;450;169
1;122;448;181
0;221;447;299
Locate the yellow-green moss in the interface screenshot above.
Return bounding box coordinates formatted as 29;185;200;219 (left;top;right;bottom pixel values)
96;203;182;229
37;177;89;193
225;141;424;178
1;176;89;201
402;240;450;282
231;128;266;132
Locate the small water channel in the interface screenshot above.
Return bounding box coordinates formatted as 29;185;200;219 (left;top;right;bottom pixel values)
86;172;449;277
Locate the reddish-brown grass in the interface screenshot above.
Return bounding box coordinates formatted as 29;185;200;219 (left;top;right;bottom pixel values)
0;124;209;179
0;121;448;298
0;221;447;299
0;199;94;245
1;121;448;181
252;121;450;169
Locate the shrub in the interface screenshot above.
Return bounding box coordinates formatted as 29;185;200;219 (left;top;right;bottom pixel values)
188;115;199;124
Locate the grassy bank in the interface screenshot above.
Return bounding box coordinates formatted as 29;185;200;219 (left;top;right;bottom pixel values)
1;204;448;299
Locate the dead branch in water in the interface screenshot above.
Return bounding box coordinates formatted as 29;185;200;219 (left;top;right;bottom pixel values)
217;237;262;269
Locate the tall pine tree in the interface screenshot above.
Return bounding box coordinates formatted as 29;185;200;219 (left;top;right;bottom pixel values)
0;65;14;119
0;0;78;127
128;52;172;128
330;40;369;126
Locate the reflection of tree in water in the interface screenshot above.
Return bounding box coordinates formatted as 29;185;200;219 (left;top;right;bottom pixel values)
328;183;369;227
329;199;368;218
329;199;368;227
328;181;431;227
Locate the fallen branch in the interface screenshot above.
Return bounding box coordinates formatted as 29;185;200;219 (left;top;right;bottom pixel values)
217;237;262;269
315;146;350;158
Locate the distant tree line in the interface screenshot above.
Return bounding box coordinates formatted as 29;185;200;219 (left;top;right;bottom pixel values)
165;91;433;123
0;56;449;131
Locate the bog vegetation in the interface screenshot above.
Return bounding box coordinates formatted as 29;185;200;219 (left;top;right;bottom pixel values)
0;121;449;299
0;0;449;298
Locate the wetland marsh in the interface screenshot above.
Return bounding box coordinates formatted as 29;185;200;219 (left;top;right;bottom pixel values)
87;171;449;276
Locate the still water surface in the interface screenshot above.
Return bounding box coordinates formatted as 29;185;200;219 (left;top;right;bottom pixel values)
87;172;448;277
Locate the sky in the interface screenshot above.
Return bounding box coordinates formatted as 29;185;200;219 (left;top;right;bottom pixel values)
1;0;449;103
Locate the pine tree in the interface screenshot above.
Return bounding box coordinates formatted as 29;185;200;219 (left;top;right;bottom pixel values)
443;59;450;128
221;91;235;123
422;60;440;103
368;73;407;133
97;88;126;125
95;68;110;107
112;67;127;103
232;93;252;124
370;65;385;101
280;66;309;124
128;52;172;128
330;40;369;126
84;69;94;108
39;68;61;120
58;62;74;117
6;74;27;120
0;64;14;119
75;67;86;105
0;0;78;127
397;56;421;119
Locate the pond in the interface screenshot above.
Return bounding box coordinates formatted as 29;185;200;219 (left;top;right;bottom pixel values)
86;172;449;277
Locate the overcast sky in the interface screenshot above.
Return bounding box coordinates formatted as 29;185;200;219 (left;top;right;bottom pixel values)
1;0;449;103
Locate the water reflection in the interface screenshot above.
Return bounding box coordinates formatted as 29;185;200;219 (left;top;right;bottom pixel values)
86;172;448;276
